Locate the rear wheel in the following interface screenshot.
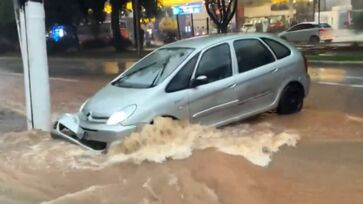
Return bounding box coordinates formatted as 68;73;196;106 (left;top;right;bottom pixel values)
309;36;320;44
277;84;305;115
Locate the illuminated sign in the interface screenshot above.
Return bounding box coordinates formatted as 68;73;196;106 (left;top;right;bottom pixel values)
161;0;203;7
126;0;203;10
172;3;203;15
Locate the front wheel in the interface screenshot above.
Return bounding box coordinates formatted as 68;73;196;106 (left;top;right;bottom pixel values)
309;36;320;44
277;84;305;115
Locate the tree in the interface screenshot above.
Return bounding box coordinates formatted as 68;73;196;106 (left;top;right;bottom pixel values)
110;0;159;51
0;0;17;41
205;0;238;33
44;0;83;27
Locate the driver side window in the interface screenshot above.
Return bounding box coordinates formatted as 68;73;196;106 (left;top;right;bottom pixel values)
195;43;232;84
166;53;200;93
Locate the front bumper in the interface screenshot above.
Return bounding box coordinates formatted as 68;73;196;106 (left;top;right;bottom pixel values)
51;113;136;151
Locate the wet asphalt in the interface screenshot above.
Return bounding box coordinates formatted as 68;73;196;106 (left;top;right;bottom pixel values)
0;57;362;116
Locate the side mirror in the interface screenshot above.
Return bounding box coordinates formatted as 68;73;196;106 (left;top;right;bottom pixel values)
191;75;208;87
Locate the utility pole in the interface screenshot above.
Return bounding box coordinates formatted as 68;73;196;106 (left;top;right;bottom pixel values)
318;0;321;24
13;0;51;132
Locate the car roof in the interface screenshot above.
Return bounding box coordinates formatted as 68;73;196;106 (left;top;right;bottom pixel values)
163;33;278;50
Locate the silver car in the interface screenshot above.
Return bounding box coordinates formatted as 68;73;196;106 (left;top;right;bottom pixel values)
279;22;334;43
52;34;310;151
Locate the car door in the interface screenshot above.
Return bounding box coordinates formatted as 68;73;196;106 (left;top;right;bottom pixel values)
188;43;238;126
285;24;308;42
232;38;279;117
303;24;320;42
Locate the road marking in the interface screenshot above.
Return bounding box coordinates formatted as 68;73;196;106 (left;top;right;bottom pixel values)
317;81;363;88
0;72;79;82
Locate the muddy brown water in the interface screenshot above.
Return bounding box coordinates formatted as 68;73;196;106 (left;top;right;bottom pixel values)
0;109;362;204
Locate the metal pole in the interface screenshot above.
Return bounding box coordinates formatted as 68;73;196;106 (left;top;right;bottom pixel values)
318;0;321;24
13;0;51;131
206;17;209;34
176;15;181;40
190;14;195;37
132;0;141;57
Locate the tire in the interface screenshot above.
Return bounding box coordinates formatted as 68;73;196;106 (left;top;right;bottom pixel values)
309;36;320;44
277;84;305;115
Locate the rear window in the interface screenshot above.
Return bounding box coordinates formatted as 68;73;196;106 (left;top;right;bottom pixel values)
262;38;291;59
319;23;331;28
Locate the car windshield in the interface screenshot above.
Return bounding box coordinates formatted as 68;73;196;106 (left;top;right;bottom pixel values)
112;48;194;88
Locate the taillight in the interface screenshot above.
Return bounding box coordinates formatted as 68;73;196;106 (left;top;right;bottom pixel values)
319;29;326;33
303;55;308;73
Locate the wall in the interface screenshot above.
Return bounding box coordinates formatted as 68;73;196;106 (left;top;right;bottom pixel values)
316;5;352;29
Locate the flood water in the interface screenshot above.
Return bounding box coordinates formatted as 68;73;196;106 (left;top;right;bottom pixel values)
1;107;363;204
0;66;363;203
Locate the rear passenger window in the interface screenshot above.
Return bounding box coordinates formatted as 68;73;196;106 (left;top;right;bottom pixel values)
233;39;275;73
166;53;199;93
262;38;291;59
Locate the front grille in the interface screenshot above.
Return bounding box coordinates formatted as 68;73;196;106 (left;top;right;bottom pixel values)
91;116;109;120
81;127;98;132
84;112;109;123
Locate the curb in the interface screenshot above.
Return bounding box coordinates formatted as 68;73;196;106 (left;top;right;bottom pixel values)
308;60;363;66
0;56;138;63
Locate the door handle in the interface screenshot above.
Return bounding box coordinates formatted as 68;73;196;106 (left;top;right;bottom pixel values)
273;68;279;72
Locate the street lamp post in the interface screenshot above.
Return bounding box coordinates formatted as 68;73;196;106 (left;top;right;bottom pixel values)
13;0;51;132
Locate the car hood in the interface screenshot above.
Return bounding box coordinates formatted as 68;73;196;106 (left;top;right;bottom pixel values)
82;84;153;117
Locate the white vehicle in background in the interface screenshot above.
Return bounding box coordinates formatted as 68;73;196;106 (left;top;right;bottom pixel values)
241;23;256;33
279;22;334;43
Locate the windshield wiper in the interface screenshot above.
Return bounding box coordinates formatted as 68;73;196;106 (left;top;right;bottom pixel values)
150;56;171;87
123;61;158;78
112;62;158;87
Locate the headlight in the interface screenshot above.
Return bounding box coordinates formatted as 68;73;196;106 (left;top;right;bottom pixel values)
106;105;137;126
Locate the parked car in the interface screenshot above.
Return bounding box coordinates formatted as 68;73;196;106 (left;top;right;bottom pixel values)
77;23;113;48
240;23;256;33
267;20;286;33
279;22;334;43
52;34;310;151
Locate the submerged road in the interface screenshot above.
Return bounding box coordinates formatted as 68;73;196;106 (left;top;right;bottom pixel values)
0;58;362;204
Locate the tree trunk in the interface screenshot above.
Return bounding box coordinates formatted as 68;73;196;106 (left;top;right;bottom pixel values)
220;25;228;33
110;0;126;51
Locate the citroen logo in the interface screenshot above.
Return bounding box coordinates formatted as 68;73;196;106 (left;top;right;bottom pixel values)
86;112;93;121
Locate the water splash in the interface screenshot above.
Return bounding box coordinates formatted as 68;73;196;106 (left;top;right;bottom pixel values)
107;117;300;167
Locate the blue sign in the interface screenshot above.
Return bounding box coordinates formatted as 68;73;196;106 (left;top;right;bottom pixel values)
172;3;202;15
50;25;65;42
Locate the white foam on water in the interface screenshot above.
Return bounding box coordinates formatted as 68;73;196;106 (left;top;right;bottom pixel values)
106;117;300;167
